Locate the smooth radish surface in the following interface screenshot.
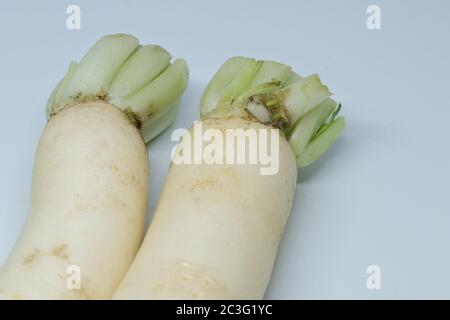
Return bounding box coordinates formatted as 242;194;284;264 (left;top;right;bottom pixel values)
113;118;297;299
0;103;148;299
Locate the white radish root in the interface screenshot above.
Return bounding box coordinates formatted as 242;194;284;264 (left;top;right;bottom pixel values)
0;34;188;300
0;103;148;299
113;57;343;299
113;118;296;299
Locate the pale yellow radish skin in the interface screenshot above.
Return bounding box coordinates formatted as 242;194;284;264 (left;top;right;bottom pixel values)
0;103;148;299
113;117;297;299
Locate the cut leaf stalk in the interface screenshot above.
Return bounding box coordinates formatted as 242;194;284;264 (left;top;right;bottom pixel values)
199;56;343;167
46;34;188;143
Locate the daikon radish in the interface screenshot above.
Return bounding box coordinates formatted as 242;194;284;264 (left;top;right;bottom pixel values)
113;57;344;299
0;34;188;300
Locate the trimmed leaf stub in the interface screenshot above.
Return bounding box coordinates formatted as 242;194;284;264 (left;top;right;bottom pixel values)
200;57;344;167
46;34;188;143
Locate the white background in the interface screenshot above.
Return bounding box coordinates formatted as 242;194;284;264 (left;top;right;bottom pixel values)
0;0;449;299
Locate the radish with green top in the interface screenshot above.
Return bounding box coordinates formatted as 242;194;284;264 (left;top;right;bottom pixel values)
0;34;188;300
113;57;344;299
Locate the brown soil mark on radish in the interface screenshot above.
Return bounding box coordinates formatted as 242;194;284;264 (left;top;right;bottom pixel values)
222;167;239;182
190;177;218;192
23;249;41;265
51;244;70;260
110;164;140;187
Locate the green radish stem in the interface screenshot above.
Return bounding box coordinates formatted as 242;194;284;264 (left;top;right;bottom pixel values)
297;117;345;167
119;59;188;124
287;99;337;156
250;61;292;87
45;62;77;118
63;34;138;100
200;57;260;117
281;74;332;125
109;45;171;100
201;57;344;167
46;34;188;143
284;71;302;86
140;100;181;142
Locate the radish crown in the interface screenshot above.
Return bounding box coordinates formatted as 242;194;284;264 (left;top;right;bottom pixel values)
46;34;188;143
200;57;345;167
